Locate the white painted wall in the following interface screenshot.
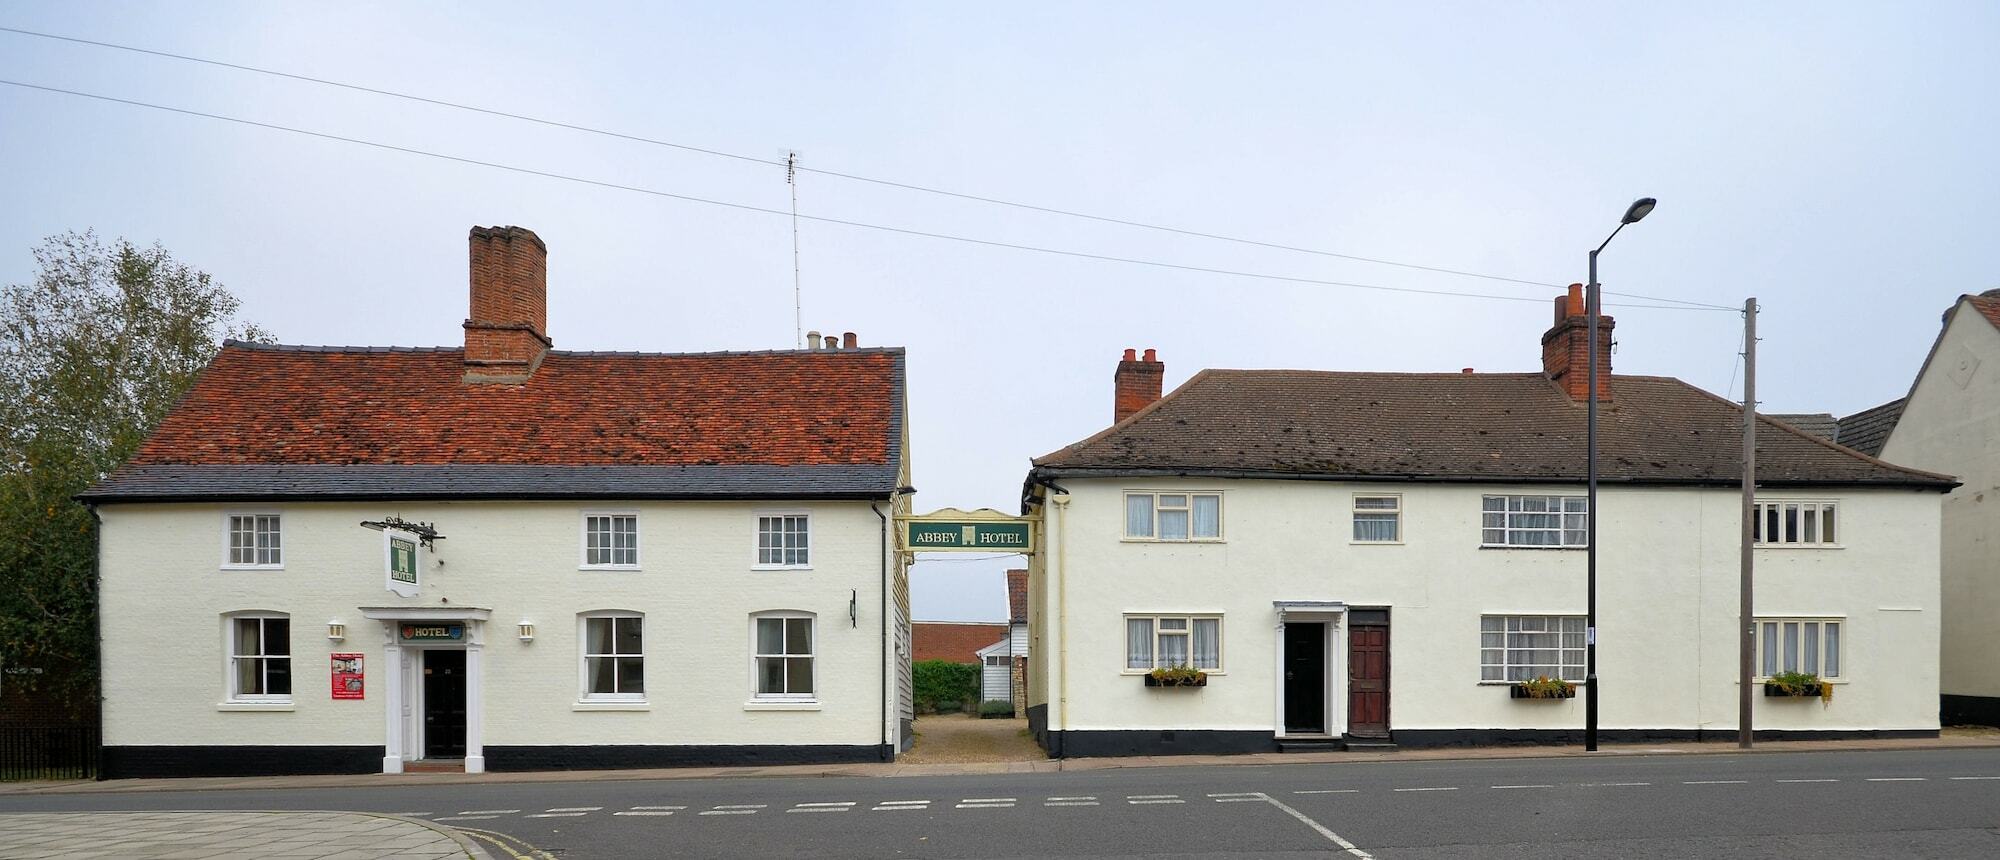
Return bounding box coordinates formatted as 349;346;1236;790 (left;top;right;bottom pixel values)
1033;478;1941;735
1881;300;2000;701
97;499;897;753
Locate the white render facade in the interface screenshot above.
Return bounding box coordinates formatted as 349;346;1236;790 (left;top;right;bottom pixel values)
1878;293;2000;725
97;498;908;775
1026;478;1942;754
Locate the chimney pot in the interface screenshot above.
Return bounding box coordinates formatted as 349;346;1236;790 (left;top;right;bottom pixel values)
1122;348;1137;361
1113;349;1166;423
463;225;551;384
1541;283;1614;402
1462;367;1474;374
842;331;858;349
806;330;821;350
824;335;838;350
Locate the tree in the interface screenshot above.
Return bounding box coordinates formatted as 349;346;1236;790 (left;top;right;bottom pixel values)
0;231;269;711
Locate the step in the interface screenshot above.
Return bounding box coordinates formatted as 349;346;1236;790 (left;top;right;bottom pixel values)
1341;737;1399;752
1276;737;1342;753
403;759;466;773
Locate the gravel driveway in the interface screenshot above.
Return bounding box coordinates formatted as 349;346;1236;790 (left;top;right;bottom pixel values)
900;713;1046;764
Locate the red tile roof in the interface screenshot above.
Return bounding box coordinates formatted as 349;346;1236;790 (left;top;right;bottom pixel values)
912;622;1008;664
1006;570;1028;624
1969;293;2000;330
129;342;902;468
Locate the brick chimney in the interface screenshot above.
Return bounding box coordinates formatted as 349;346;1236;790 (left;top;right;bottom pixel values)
1114;348;1164;422
463;226;552;384
1005;569;1028;624
1541;283;1614;401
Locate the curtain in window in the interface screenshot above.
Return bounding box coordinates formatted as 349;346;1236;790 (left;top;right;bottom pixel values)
1191;618;1219;669
1158;629;1189;666
1192;496;1220;539
1353;514;1397;542
1126;618;1153;669
1125;496;1153;538
1824;623;1840;677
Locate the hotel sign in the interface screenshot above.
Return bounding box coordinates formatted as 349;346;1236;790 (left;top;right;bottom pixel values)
899;508;1035;553
385;530;420;598
398;624;464;643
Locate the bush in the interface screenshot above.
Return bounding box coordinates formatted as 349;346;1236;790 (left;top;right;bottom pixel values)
979;699;1016;719
913;659;980;713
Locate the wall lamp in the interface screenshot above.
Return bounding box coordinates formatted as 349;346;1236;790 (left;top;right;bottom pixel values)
518;621;536;642
326;621;346;642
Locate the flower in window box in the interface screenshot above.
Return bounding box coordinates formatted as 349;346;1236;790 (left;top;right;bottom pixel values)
1763;671;1833;703
1144;664;1207;688
1509;675;1576;699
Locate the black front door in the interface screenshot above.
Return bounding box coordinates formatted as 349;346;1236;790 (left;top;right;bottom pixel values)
422;649;467;758
1283;622;1325;733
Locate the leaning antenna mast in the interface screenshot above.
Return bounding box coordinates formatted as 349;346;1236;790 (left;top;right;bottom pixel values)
788;150;803;348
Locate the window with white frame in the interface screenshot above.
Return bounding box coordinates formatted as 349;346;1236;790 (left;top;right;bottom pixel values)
756;514;810;567
581;613;644;700
1124;492;1222;541
1124;615;1222;670
1757;617;1841;680
1753;500;1838;547
753;613;815;698
582;513;639;568
1353;494;1402;542
225;513;282;567
1480;615;1585;682
985;655;1008;667
228;614;291;700
1481;495;1587;547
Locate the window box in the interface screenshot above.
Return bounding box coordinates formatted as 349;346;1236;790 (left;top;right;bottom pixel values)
1763;672;1833;702
1509;678;1577;699
1143;668;1207;688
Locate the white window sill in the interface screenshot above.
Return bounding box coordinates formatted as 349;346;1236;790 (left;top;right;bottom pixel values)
1477;545;1586;551
216;701;294;712
573;701;651;711
1122;670;1226;677
1478;680;1587;687
1350;540;1404;546
1753;544;1845;550
1119;538;1226;545
220;565;285;571
1750;678;1847;685
577;566;643;572
752;565;814;572
744;700;822;711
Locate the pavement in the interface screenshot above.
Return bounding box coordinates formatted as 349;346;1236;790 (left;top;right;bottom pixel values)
3;733;1999;858
0;810;490;859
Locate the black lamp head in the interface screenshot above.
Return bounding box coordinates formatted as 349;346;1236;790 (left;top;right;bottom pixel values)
1622;197;1657;224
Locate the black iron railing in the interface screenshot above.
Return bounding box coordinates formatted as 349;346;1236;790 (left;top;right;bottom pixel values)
0;725;98;781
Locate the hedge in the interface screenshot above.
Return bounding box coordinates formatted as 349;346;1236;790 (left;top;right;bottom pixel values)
913;659;980;713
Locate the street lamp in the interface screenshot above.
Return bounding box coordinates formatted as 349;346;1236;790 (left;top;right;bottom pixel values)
1585;196;1655;752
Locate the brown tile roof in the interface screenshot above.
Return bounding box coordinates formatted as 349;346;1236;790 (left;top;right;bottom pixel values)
912;622;1008;664
86;341;905;500
1970;292;2000;330
1034;371;1952;489
1006;569;1028;624
1768;413;1837;441
1834;399;1906;459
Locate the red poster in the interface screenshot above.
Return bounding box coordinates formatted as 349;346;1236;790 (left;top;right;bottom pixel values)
331;653;365;700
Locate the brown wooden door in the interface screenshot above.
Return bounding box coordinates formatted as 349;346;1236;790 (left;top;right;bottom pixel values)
1347;623;1390;737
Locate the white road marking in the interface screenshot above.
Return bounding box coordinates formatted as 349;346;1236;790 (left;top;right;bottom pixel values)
527;813;588;818
1129;799;1185;805
1251;792;1373;859
613;811;677;816
1777;779;1839;783
1491;785;1552;790
1044;801;1100;807
1048;796;1097;801
1293;789;1360;795
1588;782;1652;787
459;809;520;815
1393;787;1458;792
699;804;768;816
788;802;855;813
630;806;686;811
793;802;856;808
1683;780;1749;785
398;812;434;817
955;803;1015;809
1210;792;1261;797
963;797;1016;803
872;805;929;811
1127;794;1179;799
435;816;497;822
544;807;602;812
1866;777;1925;782
1950;776;2000;781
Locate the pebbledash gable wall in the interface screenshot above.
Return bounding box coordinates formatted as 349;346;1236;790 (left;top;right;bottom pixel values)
1028;478;1942;755
98;499;893;776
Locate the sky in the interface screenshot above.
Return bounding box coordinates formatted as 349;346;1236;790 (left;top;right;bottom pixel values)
3;4;1996;622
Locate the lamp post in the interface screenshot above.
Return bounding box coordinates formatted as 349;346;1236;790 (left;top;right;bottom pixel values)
1585;196;1655;752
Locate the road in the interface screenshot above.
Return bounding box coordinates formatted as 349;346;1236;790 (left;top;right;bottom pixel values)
5;748;2000;858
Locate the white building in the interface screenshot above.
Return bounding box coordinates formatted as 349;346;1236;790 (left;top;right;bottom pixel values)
1841;290;2000;727
1021;288;1954;755
82;226;913;777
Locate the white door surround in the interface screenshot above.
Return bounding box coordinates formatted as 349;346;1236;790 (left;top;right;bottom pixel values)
361;606;491;774
1273;601;1347;739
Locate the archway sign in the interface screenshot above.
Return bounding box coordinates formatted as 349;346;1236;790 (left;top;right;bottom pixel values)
898;507;1036;555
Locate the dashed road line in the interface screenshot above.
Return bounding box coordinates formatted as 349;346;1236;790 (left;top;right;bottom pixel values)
788;802;856;813
1045;796;1099;807
459;809;521;815
527;812;588;818
956;801;1016;809
1393;787;1458;792
699;804;768;816
872;800;931;811
1588;782;1652;787
1293;789;1360;795
544;807;603;812
1866;777;1926;782
630;805;686;811
1213;792;1267;802
1683;780;1749;785
1950;776;2000;781
1491;785;1552;790
613;811;678;817
1777;779;1839;783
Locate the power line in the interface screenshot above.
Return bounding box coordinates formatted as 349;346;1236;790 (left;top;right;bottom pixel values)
0;78;1730;313
0;25;1739;313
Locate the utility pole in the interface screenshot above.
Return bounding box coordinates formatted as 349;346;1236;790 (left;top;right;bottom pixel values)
788;151;803;349
1739;297;1758;749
